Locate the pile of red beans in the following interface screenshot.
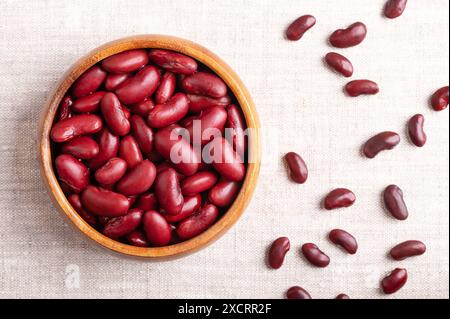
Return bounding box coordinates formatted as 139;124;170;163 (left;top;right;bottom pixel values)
273;0;448;299
50;48;248;247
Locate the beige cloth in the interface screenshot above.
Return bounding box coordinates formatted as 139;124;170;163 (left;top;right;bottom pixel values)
0;0;448;299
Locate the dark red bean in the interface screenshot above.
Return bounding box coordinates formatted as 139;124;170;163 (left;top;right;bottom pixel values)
72;91;106;113
122;105;131;120
431;86;449;111
208;180;240;207
325;52;354;77
176;203;219;240
61;136;99;160
286;286;311;299
55;154;89;193
71;65;107;98
225;104;247;159
329;22;367;48
130;99;155;117
181;171;218;196
284;152;308;184
147;93;190;128
105;73;130;91
102;209;143;239
408;114;427;147
68;194;97;226
381;268;408;294
363;132;400;158
384;0;408;19
324;188;356;210
81;185;129;217
118;135;143;169
164;194;202;223
116;160;156;196
336;294;350;299
204;137;245;182
187;94;231;113
329;229;358;254
181;72;227;98
127;230;149;247
148;49;197;75
58;95;72;121
384;185;408;220
345;80;379;97
156;162;185;181
88;128;119;169
301;243;330;268
390;240;426;260
134;192;158;211
268;237;290;269
94;157;127;185
155;72;176;104
286;15;316;41
186;106;228;145
102;49;149;74
143;210;172;246
155;168;184;215
100;92;130;136
51;114;103;143
130;115;154;154
115;65;160;105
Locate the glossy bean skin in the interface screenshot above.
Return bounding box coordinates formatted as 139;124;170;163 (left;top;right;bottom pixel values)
130;99;155;117
68;194;97;226
381;268;408;294
284;152;308;184
71;65;107;98
204;137;245;182
181;72;227;98
268;237;290;269
431;86;449;111
408;114;427;147
55;154;89;193
130;115;154;154
176;204;219;240
329;22;367;48
181;171;218;196
118;135;143;169
324;188;356;210
155;72;176;104
148;49;197;75
302;243;330;268
390;240;426;260
127;230;149;247
189;96;231;116
94;157;127;185
51;114;103;143
208;180;240;207
100;92;130;136
164;194;202;223
286;286;312;299
384;0;408;19
325;52;354;77
102;209;143;239
101;49;149;74
61;136;99;160
226;104;247;159
286;15;316;41
116;160;156;196
155;168;184;215
345;80;379;97
134;192;158;211
147;93;190;128
384;185;408;220
143;210;172;246
336;294;350;300
329;229;358;254
186;106;228;145
58;95;72;121
72;91;106;113
105;73;130;91
88;128;119;169
363;132;400;158
115;65;160;105
81;185;130;217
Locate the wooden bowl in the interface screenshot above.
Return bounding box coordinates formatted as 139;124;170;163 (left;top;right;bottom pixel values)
37;35;261;259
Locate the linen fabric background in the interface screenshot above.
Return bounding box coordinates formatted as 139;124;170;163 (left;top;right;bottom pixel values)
0;0;448;299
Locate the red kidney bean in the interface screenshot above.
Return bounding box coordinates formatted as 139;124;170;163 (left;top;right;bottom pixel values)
127;195;138;207
226;104;247;159
156;162;185;181
72;91;106;113
164;194;202;223
155;72;176;105
286;15;316;41
122;105;131;119
384;0;408;19
154;125;200;176
130;115;154;154
105;73;130;91
329;22;367;48
408;114;427;147
51;114;103;143
181;171;218;196
345;80;379;97
134;192;158;211
61;136;99;160
148;49;197;75
130;99;155;117
116;160;156;196
55;154;89;193
204;137;245;182
118;135;143;169
301;243;330;268
268;237;290;269
186;106;228;145
94;157;127;185
68;194;97;226
325;52;354;77
102;209;143;239
100;92;130;136
155;167;184;215
324;188;356;210
88;128;119;169
363;131;400;158
381;268;408;294
286;286;312;299
143;210;172;246
71;65;107;98
187;94;231;113
102;49;149;74
177;203;219;240
81;185;129;217
127;230;149;247
58;95;72;121
284;152;308;184
336;294;350;300
181;72;227;98
179;115;196;128
384;185;408;220
147;93;190;128
115;65;160;105
390;240;426;260
431;86;449;111
208;180;240;207
329;229;358;254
